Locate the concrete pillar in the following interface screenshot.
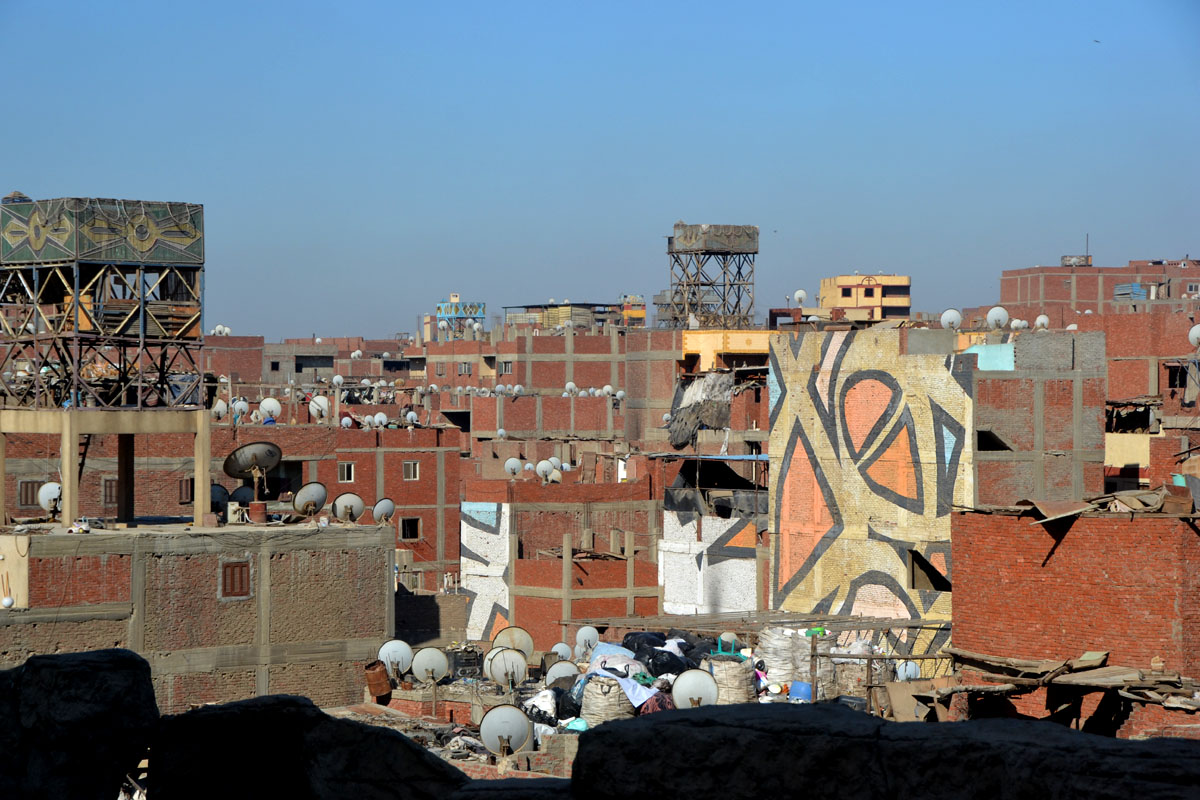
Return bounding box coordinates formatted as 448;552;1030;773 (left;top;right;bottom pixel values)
192;410;210;526
59;412;78;524
117;433;135;523
0;433;6;524
561;530;573;642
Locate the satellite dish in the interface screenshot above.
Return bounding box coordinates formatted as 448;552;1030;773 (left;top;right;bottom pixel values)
986;306;1010;330
1066;323;1079;331
662;413;672;424
479;705;533;756
575;626;599;649
333;374;344;387
564;381;577;394
794;289;807;305
536;460;553;479
405;411;419;425
523;463;534;471
504;457;522;476
573;643;586;659
1034;314;1050;329
602;384;613;396
438;320;449;330
551;642;573;661
492;626;535;659
230;486;254;506
293;482;328;515
373;412;388;427
896;660;921;681
331;492;365;521
1083;309;1093;315
483;646;510;681
382;351;390;358
249;409;263;424
210;484;230;511
259;397;282;419
212;398;228;420
719;631;737;649
561;463;572;472
512;384;524;396
497;428;506;439
232;399;250;417
223;442;282;502
478;388;491;398
548;456;562;470
488;648;529;685
428;384;439;393
562;392;570;398
548;468;562;484
360;378;372;386
378;640;414;680
615;390;626;401
473;322;482;332
1189;325;1200;348
671;669;719;708
315;337;323;344
544;660;581;685
37;482;61;513
373;497;396;523
939;309;962;330
411;647;450;684
340;416;353;428
309;396;330;419
806;315;820;323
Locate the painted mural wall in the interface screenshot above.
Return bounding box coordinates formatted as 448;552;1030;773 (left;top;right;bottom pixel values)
767;330;973;647
459;501;512;641
659;511;759;615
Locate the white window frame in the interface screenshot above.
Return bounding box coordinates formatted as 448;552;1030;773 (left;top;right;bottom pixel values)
338;462;355;483
403;460;420;481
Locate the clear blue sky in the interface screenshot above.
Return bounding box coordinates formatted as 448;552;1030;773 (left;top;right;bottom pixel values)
2;1;1197;338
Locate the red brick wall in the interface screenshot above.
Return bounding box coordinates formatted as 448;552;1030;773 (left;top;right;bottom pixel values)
952;511;1198;675
27;554;131;607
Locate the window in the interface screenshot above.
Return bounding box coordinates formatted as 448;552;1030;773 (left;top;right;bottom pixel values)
270;361;280;372
435;362;446;376
17;480;38;507
1188;283;1199;294
500;361;514;375
179;478;194;505
400;518;421;540
1167;366;1188;389
458;361;472;375
403;460;420;481
221;561;251;599
102;479;118;506
841;287;852;298
863;287;875;297
338;462;355;482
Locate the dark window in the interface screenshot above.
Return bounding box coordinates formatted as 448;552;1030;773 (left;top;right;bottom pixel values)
458;362;472;375
1167;365;1188;389
882;285;911;297
103;479;118;506
179;478;194;505
841;287;852;298
400;518;420;540
270;361;280;372
435;362;446;376
295;355;334;371
221;561;251;598
18;480;39;507
863;287;875;298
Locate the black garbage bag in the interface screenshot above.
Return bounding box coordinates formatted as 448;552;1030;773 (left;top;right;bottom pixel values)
556;685;582;720
647;649;688;677
666;628;704;648
684;637;717;662
622;631;667;651
631;644;657;668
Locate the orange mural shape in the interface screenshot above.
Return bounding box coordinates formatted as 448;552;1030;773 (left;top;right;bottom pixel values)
843;379;894;454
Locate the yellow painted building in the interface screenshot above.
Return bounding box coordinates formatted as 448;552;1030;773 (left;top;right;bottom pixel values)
681;330;772;371
817;274;911;321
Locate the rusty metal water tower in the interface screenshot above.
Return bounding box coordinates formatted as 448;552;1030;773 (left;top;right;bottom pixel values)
656;221;757;329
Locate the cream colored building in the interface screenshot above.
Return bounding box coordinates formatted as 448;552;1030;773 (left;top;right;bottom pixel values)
816;274;911;321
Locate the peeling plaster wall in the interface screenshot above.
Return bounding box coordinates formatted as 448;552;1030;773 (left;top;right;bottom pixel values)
658;512;758;615
768;330;971;645
459;502;512;640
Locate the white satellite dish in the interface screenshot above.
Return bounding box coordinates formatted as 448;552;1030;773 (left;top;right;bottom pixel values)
488;648;529;685
333;374;344;387
340;417;352;428
373;412;388;427
548;456;562;470
492;626;535;659
373;498;396;523
210;484;230;511
536;460;553;479
212;398;228;420
479;705;533;756
1189;325;1200;348
37;482;61;513
1066;323;1079;331
512;384;524;396
411;647;450;684
405;411;419;425
602;384;613;396
233;399;250;417
378;640;414;680
561;463;572;472
806;315;820;323
794;289;807;305
986;306;1010;330
548;468;562;484
504;457;522;476
331;492;365;521
260;397;282;419
249;409;263;424
1083;309;1093;315
293;482;328;515
308;396;330;420
573;643;586;659
497;428;506;439
382;351;390;359
1035;314;1050;329
550;642;572;661
615;390;626;401
939;309;962;330
544;660;581;685
483;646;510;681
428;384;439;393
575;626;599;649
315;337;322;344
561;392;570;398
223;442;282;502
523;463;534;471
438;320;449;330
662;413;672;424
671;669;719;708
564;381;577;394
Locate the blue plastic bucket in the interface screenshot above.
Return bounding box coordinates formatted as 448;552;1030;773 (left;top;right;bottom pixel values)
789;681;813;702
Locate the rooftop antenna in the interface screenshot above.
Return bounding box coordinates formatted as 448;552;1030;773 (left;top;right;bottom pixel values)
372;498;396;523
479;704;533;758
223;442;282;502
38;481;62;520
492;626;535;659
331;492;365;522
378;639;414;682
292;482;328;517
544;659;581;686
